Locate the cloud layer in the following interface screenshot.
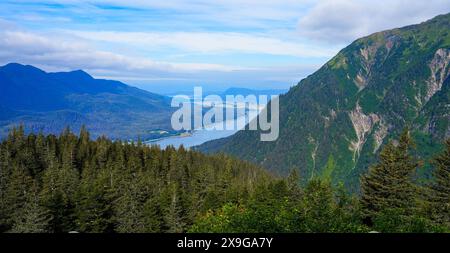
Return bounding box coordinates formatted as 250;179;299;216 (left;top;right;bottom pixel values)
0;26;246;73
0;1;450;92
68;31;336;58
298;0;450;43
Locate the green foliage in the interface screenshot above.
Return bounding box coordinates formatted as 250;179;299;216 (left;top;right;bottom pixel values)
293;179;367;233
0;127;448;233
0;127;270;233
321;155;336;181
423;139;450;228
372;208;447;233
10;183;52;233
193;134;449;233
361;130;419;217
361;130;449;232
191;179;367;233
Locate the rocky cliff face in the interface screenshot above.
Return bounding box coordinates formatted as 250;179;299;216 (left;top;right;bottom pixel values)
426;49;450;103
348;102;381;164
198;13;450;188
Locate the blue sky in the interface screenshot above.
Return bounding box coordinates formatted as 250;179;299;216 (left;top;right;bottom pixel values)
1;0;450;93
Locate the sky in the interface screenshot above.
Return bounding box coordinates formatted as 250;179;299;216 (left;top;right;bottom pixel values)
1;0;450;94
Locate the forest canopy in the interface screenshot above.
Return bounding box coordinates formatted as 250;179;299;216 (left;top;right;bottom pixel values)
0;127;448;233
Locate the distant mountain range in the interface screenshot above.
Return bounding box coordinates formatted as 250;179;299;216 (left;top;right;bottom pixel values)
0;63;174;140
220;87;288;98
164;87;288;99
198;13;450;189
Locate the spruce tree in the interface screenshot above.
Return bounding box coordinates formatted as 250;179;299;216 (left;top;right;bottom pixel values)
425;139;450;227
113;184;145;233
10;183;51;233
287;168;302;199
75;167;114;233
143;196;164;232
40;149;79;232
0;145;10;231
3;164;33;231
164;183;185;233
360;129;419;221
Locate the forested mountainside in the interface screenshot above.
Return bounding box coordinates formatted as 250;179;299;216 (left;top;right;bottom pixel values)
198;13;450;188
0;63;173;140
0;128;448;233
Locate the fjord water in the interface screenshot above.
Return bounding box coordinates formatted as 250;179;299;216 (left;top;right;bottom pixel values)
147;103;261;149
147;123;237;149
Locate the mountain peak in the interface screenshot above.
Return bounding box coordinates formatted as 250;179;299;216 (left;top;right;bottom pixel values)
0;62;46;74
0;63;94;81
66;69;93;80
2;62;24;68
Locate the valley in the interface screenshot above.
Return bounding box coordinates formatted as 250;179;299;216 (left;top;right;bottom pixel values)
0;2;449;236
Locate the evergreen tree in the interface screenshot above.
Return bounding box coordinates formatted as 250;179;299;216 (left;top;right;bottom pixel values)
40;150;79;232
287;168;302;199
163;183;185;233
75;166;114;233
113;185;145;233
10;183;51;233
425;139;450;228
295;179;337;232
0;145;10;231
142;196;164;232
360;130;419;226
3;164;33;231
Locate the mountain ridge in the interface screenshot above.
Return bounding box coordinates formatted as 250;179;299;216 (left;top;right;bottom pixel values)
198;13;450;188
0;63;174;140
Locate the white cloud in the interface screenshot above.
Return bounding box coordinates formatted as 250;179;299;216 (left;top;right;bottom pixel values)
6;0;450;91
298;0;450;43
67;30;338;58
0;28;247;75
0;11;330;92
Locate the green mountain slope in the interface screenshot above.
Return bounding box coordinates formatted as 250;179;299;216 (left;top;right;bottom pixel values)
198;13;450;188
